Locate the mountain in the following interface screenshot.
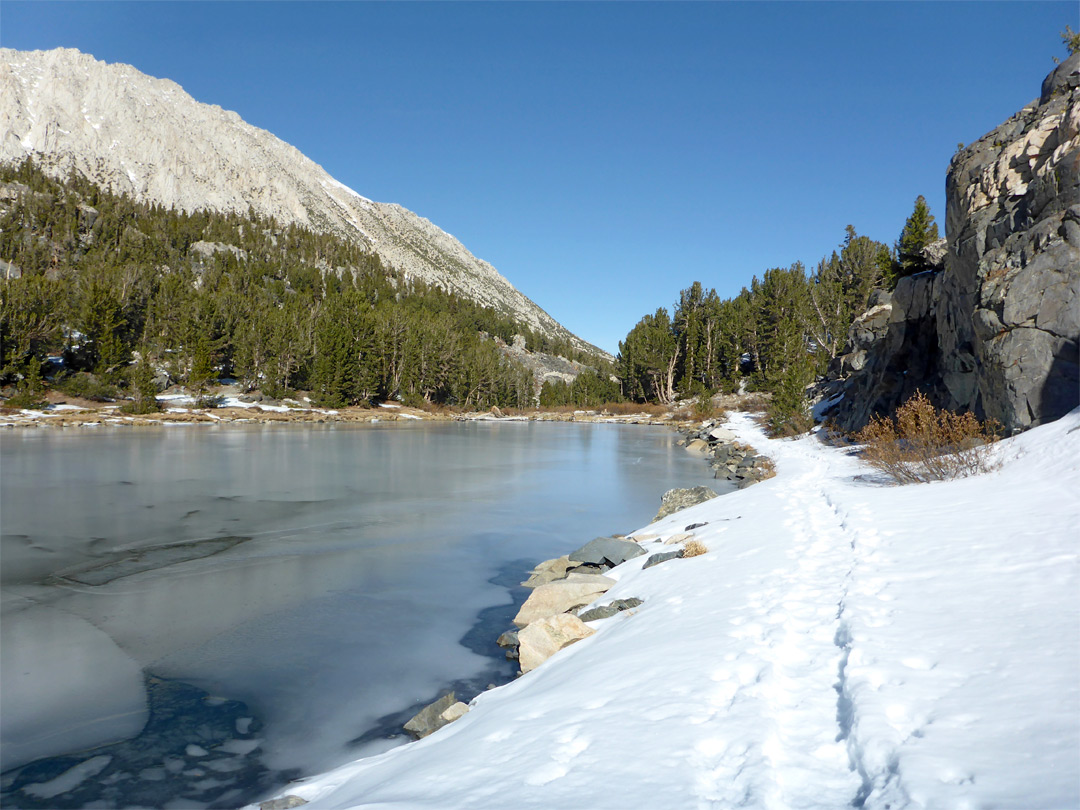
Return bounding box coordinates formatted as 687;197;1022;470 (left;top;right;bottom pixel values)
0;47;606;360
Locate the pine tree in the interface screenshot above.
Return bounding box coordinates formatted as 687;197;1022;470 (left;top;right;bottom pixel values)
896;196;940;280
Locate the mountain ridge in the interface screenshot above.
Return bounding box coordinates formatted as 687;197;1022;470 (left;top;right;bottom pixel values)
0;47;608;360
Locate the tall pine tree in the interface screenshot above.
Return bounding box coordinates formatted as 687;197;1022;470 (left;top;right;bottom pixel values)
896;196;940;280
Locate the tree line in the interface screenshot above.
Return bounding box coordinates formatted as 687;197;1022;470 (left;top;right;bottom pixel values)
616;198;939;434
1;157;940;424
0;158;609;410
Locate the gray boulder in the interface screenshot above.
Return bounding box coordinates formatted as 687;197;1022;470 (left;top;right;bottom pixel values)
654;487;718;521
568;537;646;567
642;549;685;569
496;630;518;648
578;598;644;622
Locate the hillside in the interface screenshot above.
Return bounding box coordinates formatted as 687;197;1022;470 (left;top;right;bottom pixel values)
0;47;606;360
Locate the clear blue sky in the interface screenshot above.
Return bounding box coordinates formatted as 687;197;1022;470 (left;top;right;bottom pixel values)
2;2;1075;354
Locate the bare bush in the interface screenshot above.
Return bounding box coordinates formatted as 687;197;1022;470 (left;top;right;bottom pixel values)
855;392;1001;484
682;539;709;557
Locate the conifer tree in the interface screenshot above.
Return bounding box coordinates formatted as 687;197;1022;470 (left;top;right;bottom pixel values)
896;196;940;280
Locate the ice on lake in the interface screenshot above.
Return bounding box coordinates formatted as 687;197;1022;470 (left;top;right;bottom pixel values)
0;421;721;804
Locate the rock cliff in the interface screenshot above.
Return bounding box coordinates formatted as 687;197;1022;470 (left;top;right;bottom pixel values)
0;47;607;360
825;54;1079;433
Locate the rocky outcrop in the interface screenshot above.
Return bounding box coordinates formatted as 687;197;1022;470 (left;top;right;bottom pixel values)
939;53;1079;429
0;48;607;360
825;55;1079;432
823;267;947;432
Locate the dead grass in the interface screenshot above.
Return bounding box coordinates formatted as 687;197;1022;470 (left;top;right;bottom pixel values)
682;539;709;557
855;392;1002;484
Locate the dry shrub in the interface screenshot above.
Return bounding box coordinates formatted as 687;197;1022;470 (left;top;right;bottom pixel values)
682;539;708;557
855;392;1001;484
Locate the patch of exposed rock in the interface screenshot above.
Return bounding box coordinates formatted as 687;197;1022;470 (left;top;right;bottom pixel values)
823;55;1079;432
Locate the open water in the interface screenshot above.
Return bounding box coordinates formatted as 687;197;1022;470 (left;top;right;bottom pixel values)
0;421;721;808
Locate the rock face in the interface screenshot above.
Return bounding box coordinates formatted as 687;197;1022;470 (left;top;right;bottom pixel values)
0;47;605;360
940;52;1079;430
825;55;1079;433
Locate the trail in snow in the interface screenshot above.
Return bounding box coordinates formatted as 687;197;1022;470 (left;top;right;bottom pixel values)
248;410;1080;810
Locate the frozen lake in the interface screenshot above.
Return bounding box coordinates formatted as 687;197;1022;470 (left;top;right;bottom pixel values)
0;421;720;808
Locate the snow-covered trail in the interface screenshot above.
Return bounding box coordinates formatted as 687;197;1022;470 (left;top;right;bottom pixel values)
251;410;1080;810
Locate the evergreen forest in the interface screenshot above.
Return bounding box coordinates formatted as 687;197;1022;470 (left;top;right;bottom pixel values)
0;158;941;429
0;159;606;411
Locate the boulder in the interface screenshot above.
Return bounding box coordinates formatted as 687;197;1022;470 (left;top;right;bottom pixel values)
513;578;614;628
517;614;595;673
565;562;610;576
664;532;695;545
438;701;470;725
642;549;685;569
684;438;710;455
707;426;737;443
654;487;718;521
568;537;646;567
578;597;643;622
404;693;464;739
563;572;619;588
521;555;572;588
496;630;518;648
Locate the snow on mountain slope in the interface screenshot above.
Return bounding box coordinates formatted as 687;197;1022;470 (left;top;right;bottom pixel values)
0;47;605;358
251;410;1080;810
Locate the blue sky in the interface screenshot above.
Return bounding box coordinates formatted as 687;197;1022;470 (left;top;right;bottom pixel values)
2;2;1075;355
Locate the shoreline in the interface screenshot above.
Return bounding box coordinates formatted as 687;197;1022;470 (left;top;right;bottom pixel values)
0;402;682;431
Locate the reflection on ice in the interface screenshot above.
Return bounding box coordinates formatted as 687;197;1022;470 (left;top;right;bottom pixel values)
0;422;717;805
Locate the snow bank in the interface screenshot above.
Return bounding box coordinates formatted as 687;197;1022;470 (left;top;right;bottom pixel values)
252;410;1080;810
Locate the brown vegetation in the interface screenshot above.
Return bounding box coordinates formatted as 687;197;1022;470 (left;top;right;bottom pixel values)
855;392;1001;484
682;539;709;557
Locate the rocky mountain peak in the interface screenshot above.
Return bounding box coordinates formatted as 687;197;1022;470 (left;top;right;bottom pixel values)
0;47;608;360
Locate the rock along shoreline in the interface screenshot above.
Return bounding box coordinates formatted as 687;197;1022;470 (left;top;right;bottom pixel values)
377;415;777;776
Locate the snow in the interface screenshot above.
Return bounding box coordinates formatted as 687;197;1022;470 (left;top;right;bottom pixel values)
322;176;373;205
250;409;1080;810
